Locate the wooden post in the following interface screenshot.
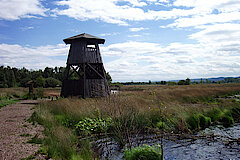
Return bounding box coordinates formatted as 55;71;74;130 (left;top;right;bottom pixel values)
83;63;86;98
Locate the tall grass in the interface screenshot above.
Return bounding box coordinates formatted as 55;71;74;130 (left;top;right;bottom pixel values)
33;84;240;159
0;87;28;98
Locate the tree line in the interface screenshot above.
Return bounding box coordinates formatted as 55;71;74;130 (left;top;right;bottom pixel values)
0;66;112;88
0;66;65;88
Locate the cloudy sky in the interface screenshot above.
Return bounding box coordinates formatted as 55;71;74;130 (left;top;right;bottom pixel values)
0;0;240;82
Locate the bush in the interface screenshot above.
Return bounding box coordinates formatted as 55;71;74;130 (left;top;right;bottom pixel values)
45;77;61;88
75;117;113;135
220;111;234;127
231;106;240;122
198;114;211;129
220;115;234;127
206;108;223;123
186;114;200;130
125;144;162;160
156;121;166;129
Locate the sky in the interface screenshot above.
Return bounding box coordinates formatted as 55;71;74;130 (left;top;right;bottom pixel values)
0;0;240;82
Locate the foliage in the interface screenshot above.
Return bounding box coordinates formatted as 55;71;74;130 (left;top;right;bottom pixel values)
45;77;61;87
167;81;177;85
124;144;162;160
27;135;43;144
75;117;113;135
106;72;112;84
35;76;46;87
206;108;223;123
31;84;240;159
156;121;166;129
0;96;19;108
231;106;240;121
186;114;200;130
219;110;234;127
198;114;211;129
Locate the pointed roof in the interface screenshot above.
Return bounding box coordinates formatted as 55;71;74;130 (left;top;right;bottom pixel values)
63;33;105;44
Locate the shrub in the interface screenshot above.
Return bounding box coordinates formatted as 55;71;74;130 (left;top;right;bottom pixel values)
125;144;162;160
198;114;211;129
75;117;113;135
156;121;166;129
220;111;234;127
206;108;223;123
231;106;240;121
45;77;61;88
186;114;200;130
220;115;234;127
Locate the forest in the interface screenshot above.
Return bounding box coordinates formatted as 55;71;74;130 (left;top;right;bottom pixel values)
1;65;240;89
0;66;64;88
0;66;113;88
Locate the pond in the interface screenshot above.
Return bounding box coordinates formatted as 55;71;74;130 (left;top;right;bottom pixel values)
92;123;240;159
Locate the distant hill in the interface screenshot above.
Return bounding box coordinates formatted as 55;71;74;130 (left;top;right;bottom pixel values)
167;76;240;83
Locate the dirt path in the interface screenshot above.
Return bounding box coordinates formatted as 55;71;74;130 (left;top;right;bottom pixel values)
0;100;44;160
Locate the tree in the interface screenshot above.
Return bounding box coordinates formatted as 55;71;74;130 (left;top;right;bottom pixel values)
148;80;152;84
168;81;177;86
178;80;186;85
0;68;7;88
160;81;167;85
7;70;16;87
185;78;191;85
20;77;31;87
35;76;46;87
106;72;112;84
45;77;61;87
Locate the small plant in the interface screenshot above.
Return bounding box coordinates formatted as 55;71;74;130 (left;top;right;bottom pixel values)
206;108;223;123
124;144;162;160
231;106;240;121
198;114;211;129
27;135;42;144
156;121;166;129
219;110;234;127
75;117;113;135
186;114;200;131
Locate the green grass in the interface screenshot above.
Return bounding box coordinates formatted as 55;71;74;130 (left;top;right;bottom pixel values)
0;97;19;108
124;144;162;160
27;135;42;144
31;84;240;159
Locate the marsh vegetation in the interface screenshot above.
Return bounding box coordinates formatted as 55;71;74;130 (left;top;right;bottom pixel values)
28;84;240;159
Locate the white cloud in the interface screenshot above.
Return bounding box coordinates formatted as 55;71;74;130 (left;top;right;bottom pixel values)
52;0;240;27
129;27;148;32
21;26;34;31
52;0;194;25
0;43;68;69
0;0;48;20
170;0;240;28
99;32;120;37
1;40;240;81
101;40;240;81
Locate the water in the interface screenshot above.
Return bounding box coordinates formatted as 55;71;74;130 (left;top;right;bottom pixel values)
91;123;240;160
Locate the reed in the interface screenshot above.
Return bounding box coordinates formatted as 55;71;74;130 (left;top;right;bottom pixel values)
33;83;240;159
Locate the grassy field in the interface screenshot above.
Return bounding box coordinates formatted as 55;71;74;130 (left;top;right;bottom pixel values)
28;83;240;159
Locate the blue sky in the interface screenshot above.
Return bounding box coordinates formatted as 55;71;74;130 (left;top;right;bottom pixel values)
0;0;240;82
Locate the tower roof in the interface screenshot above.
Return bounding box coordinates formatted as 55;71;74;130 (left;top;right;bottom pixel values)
63;33;105;44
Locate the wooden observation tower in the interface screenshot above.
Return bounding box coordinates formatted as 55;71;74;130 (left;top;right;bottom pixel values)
61;33;109;98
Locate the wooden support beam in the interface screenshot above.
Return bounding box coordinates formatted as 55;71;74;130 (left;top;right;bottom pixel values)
83;63;86;98
86;63;105;79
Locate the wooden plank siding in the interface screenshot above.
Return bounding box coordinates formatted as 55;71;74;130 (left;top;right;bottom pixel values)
61;33;109;98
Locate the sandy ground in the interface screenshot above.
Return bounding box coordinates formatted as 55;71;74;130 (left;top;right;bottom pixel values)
0;100;44;160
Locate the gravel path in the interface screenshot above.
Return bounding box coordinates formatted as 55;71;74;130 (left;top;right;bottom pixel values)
0;100;44;160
